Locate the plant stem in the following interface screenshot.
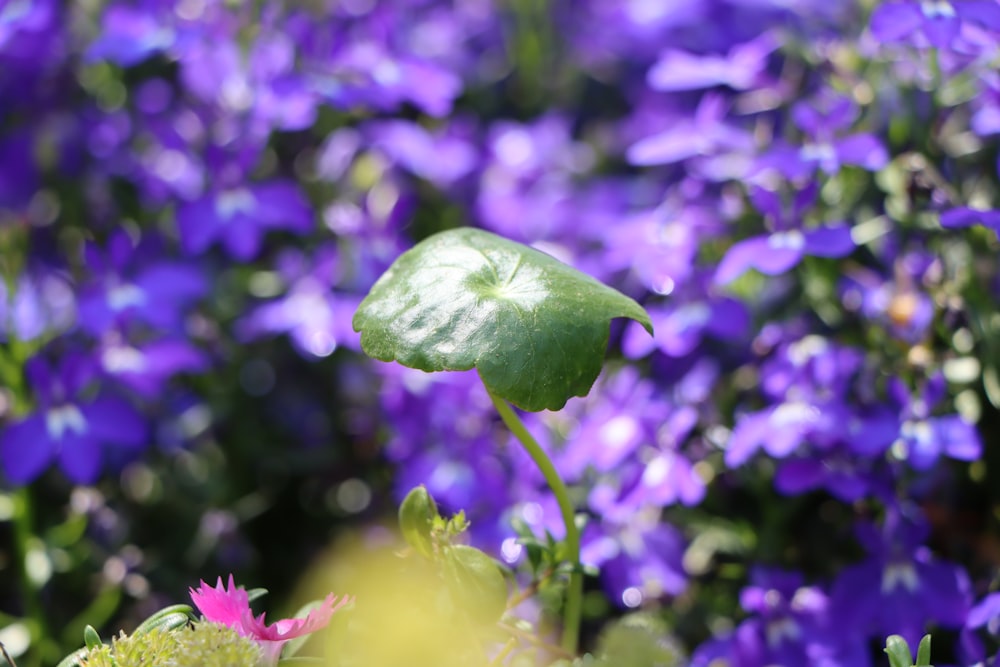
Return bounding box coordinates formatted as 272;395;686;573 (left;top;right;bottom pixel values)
11;488;46;667
485;389;582;655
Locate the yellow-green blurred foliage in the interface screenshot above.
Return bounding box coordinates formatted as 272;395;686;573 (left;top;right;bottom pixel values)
304;530;511;667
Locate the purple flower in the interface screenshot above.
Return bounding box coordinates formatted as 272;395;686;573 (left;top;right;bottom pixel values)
724;400;844;467
365;119;478;188
887;375;981;470
237;247;361;358
626;93;754;166
714;224;855;285
622;298;750;358
86;5;177;67
774;443;895;502
77;233;207;336
1;355;147;484
870;0;1000;50
580;511;688;607
0;264;75;343
694;568;871;667
840;266;935;343
98;335;210;399
830;511;972;648
646;32;778;91
176;180;312;260
754;94;888;180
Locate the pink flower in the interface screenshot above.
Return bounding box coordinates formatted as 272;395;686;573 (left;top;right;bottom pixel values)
190;574;352;664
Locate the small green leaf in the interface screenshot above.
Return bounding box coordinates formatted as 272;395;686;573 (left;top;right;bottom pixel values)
246;588;268;603
399;485;439;558
915;634;932;666
133;605;195;635
84;625;102;650
885;634;913;667
353;227;653;411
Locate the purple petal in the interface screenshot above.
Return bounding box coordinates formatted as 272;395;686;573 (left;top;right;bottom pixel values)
959;1;1000;29
803;224;855;257
835;134;889;171
57;431;103;484
221;221;265;261
940;207;1000;230
0;415;54;484
869;4;925;42
967;592;1000;629
627;124;710;165
251;181;313;233
714;237;769;285
647;51;736;91
933;415;982;461
84;396;147;449
725;411;770;467
922;15;962;48
774;458;826;495
176;197;221;255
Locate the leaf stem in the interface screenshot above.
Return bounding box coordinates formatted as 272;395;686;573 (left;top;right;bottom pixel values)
485;389;582;655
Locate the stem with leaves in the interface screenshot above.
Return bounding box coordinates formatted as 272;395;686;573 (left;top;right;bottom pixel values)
486;389;582;655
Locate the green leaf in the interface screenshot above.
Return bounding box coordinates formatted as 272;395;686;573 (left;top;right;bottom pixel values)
399;485;439;558
595;613;684;667
443;544;508;624
884;635;913;667
915;634;932;666
353;228;653;411
83;625;102;650
133;605;195;636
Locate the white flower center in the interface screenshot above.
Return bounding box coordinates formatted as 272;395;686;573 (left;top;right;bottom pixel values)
45;404;88;441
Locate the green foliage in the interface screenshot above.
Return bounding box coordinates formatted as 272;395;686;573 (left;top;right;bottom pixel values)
884;634;933;667
593;613;685;667
399;485;439;558
80;624;263;667
353;227;653;411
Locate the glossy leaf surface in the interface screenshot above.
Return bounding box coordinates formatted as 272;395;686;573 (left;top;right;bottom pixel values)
353;228;653;411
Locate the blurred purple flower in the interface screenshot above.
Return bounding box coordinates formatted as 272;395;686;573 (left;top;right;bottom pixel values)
77;233;207;336
870;0;1000;50
647;32;778;91
237;247;361;358
887;374;981;470
626;93;754;166
694;568;871;667
0;264;75;342
0;0;55;51
98;334;210;399
581;510;688;607
714;224;855;285
840;266;935;343
176;180;312;260
830;511;973;647
366;119;478;187
1;355;147;484
775;442;895;501
754;94;888;179
623;298;750;358
86;5;177;66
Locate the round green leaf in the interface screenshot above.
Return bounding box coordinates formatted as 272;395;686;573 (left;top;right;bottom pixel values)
352;228;653;411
